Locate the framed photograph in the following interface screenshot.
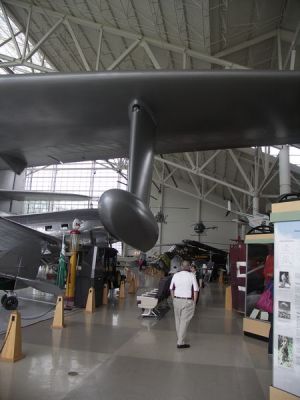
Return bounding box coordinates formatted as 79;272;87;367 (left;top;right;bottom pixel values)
278;301;291;320
278;335;293;368
278;271;291;288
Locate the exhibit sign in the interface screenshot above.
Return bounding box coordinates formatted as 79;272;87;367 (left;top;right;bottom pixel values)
273;220;300;397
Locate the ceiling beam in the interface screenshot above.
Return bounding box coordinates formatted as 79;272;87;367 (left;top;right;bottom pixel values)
2;0;248;70
203;182;218;199
25;16;65;61
141;40;161;69
0;1;21;58
149;0;175;68
65;20;91;71
228;149;254;192
0;54;55;72
21;5;31;60
0;28;21;48
155;155;252;196
214;30;277;58
156;180;241;217
95;28;103;71
214;28;300;60
283;21;300;70
107;38;141;71
277;29;282;70
163;167;177;184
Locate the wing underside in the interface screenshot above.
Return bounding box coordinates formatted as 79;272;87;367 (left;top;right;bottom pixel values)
0;71;299;173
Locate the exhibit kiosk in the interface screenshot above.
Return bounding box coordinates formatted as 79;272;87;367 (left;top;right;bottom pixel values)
243;226;273;339
229;239;247;313
269;199;300;399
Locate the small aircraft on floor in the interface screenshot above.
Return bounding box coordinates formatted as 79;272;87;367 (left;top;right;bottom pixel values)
0;71;299;307
0;191;110;310
150;239;227;275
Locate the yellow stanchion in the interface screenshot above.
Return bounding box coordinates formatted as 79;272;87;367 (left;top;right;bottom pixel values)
218;271;224;285
65;223;80;308
52;296;65;329
128;275;137;294
119;281;126;299
0;311;24;362
85;287;96;313
135;274;139;289
102;284;108;305
65;251;77;308
225;286;232;311
126;268;132;282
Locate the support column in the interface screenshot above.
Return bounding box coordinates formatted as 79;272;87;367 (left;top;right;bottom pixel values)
159;185;165;254
279;145;291;195
253;195;259;216
240;224;246;241
196;197;202;241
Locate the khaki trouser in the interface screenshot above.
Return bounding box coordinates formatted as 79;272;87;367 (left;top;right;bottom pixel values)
173;298;195;345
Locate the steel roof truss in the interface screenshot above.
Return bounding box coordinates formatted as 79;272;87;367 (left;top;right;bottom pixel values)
2;0;247;69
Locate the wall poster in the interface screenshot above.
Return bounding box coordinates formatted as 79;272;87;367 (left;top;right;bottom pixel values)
274;221;300;397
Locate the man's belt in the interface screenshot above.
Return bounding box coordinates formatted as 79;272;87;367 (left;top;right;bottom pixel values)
174;296;192;300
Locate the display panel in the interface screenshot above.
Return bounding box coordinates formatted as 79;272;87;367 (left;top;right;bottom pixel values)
273;221;300;397
246;244;272;318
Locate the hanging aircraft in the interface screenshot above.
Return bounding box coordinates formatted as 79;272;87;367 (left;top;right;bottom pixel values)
192;222;218;235
0;70;299;305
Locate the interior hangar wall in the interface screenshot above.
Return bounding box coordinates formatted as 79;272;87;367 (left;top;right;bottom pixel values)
149;182;237;255
0;170;25;214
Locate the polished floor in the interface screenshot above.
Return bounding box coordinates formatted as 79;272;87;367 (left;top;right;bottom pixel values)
0;288;56;334
0;276;272;400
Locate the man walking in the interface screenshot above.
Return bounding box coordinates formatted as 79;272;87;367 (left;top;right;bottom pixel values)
170;260;199;349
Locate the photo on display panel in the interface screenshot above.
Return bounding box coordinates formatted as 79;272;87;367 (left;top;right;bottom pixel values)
278;335;293;368
279;271;291;289
278;301;291;320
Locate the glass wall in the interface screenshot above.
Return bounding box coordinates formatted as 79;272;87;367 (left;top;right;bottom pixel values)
25;159;128;253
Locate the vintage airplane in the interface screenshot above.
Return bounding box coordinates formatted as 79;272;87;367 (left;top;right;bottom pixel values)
0;191;103;309
7;207;109;246
0;209;110;309
0;70;299;306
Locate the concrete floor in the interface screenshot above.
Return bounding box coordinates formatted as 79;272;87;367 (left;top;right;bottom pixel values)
0;278;272;400
0;288;57;334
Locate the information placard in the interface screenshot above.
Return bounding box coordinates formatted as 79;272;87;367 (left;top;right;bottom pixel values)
273;221;300;397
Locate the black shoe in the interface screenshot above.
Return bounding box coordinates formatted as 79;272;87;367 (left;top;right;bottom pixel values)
177;344;190;349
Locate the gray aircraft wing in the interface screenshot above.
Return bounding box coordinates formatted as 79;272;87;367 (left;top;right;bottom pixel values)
0;71;299;173
7;208;109;247
0;216;60;279
0;190;90;201
8;208;100;225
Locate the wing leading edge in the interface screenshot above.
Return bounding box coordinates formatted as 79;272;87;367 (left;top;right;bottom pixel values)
0;217;60;279
0;70;299;173
0;190;90;201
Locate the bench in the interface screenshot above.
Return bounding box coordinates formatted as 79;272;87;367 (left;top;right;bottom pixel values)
136;275;172;318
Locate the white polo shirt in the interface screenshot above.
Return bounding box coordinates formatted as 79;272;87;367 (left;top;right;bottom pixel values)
169;270;199;298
